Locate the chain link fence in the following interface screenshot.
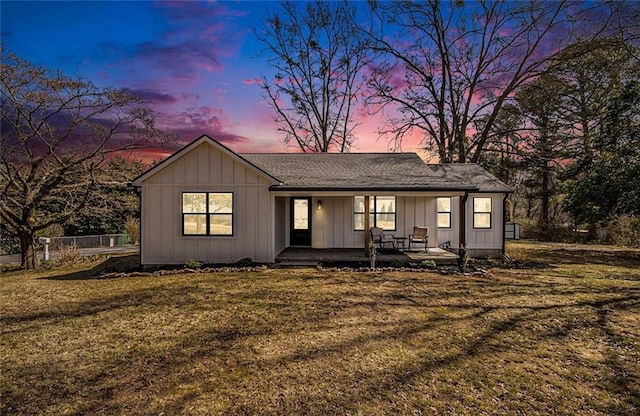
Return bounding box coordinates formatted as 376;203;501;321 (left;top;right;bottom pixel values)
1;233;134;256
50;234;132;249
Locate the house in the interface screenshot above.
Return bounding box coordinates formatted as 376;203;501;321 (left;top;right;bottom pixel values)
131;135;512;265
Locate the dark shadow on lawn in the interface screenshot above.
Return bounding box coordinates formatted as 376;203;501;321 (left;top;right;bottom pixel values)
6;268;640;415
2;276;218;329
42;254;141;280
484;259;555;270
521;247;640;268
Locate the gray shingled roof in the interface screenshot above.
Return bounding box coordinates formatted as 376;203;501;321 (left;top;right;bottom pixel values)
240;153;511;193
425;163;513;193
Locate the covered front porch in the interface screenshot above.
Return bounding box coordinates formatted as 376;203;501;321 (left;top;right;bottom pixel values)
275;247;458;267
273;192;466;255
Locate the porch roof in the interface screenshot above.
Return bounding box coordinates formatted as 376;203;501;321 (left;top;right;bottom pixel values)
240;153;511;193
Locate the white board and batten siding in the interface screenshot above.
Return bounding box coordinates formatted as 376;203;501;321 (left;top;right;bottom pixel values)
309;194;504;256
310;195;438;249
436;196;460;248
311;196;359;249
139;141;275;264
274;196;288;255
465;193;504;257
396;196;437;248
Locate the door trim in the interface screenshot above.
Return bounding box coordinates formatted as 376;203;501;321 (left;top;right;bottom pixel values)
290;197;312;246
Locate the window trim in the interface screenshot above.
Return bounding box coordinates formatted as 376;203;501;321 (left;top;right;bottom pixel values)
353;196;397;231
473;197;492;229
437;197;452;229
182;191;234;236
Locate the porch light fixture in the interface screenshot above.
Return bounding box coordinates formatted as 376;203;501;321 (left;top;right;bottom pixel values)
317;200;323;211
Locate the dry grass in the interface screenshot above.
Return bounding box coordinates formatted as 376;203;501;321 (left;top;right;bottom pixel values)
1;242;639;415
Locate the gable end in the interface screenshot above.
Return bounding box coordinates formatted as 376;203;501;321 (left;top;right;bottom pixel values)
132;135;282;186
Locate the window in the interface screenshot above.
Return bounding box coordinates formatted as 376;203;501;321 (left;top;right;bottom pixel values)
182;192;233;235
437;197;452;228
354;196;396;231
473;197;492;229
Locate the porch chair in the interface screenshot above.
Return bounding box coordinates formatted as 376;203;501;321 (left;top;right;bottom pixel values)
408;226;429;252
370;227;396;251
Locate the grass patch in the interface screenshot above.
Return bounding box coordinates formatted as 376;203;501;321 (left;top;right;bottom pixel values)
1;243;639;415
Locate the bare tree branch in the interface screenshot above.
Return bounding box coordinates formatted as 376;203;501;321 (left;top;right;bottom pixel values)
0;49;173;268
364;0;573;162
254;1;371;152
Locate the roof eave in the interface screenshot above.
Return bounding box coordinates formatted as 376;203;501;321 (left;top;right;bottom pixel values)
268;185;481;192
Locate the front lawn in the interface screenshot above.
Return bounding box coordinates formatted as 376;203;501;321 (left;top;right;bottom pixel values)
1;241;639;415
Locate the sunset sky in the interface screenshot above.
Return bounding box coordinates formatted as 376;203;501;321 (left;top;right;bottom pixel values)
2;0;423;160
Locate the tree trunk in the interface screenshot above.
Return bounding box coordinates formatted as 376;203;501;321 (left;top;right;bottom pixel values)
19;229;37;269
586;223;598;242
538;123;552;239
505;196;514;223
540;166;550;232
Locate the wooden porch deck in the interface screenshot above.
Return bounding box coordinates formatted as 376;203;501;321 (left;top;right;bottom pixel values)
275;247;458;267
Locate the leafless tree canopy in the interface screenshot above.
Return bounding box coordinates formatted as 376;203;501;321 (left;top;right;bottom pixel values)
254;1;371;152
0;50;171;268
364;0;572;163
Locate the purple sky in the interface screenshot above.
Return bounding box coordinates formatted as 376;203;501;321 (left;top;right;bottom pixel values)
2;0;415;160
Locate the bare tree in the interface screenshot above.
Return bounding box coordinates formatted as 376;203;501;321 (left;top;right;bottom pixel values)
364;0;570;163
254;1;370;152
0;50;171;269
567;0;640;49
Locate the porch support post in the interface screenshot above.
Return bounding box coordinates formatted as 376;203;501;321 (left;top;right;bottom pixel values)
459;192;469;251
364;195;371;257
502;193;509;257
458;191;470;271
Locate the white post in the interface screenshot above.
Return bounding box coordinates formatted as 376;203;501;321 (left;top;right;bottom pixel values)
38;237;51;261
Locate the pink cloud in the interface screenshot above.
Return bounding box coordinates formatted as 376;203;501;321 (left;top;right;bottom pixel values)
156;105;251;147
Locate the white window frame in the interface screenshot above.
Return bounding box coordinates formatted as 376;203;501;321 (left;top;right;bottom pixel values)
473;197;492;229
437;197;452;229
182;192;234;236
353;196;397;231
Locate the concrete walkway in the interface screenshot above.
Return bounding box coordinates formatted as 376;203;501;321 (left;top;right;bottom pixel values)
0;245;139;265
